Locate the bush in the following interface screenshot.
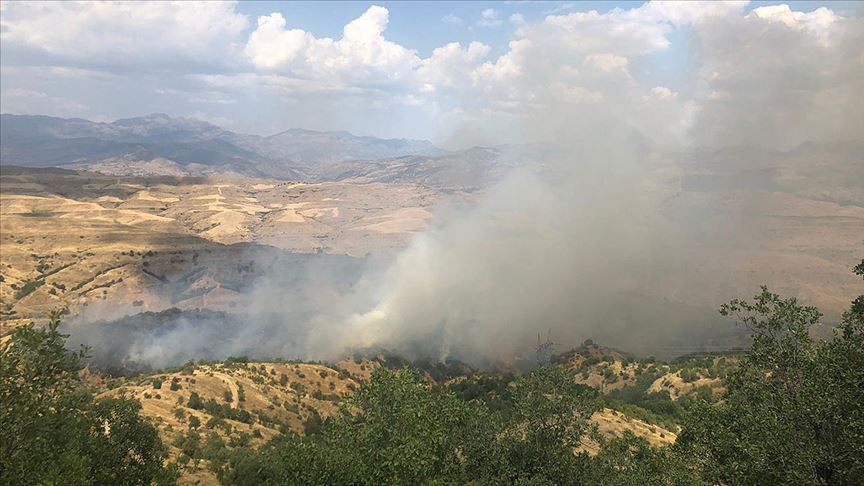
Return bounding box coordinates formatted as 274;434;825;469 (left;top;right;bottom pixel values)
172;430;201;459
201;432;229;470
200;398;253;424
680;368;698;383
302;411;323;437
187;392;204;410
228;432;250;448
0;311;176;485
206;417;225;430
226;367;607;485
676;284;864;485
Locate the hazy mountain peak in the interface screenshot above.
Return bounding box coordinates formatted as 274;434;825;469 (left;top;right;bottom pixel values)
0;113;449;177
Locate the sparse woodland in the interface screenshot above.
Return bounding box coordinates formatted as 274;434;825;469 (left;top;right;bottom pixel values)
2;262;862;485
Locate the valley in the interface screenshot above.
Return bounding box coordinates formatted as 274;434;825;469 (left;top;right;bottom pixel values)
0;167;450;332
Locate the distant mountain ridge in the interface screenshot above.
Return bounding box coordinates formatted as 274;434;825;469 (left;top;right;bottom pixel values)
229;127;445;167
0;113;446;180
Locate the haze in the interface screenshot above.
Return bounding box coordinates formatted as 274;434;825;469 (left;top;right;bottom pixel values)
1;1;862;369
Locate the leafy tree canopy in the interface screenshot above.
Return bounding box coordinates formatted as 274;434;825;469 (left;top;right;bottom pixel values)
0;310;177;485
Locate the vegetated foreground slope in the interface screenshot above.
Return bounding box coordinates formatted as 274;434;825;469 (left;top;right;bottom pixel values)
98;347;692;486
5;274;862;486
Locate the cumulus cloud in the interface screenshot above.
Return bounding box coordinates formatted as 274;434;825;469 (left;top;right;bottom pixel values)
0;1;248;68
430;1;861;149
477;8;503;28
749;4;839;37
244;6;420;87
244;13;311;69
0;1;860;147
649;86;677;100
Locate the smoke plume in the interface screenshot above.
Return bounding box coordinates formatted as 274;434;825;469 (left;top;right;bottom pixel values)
65;3;863;371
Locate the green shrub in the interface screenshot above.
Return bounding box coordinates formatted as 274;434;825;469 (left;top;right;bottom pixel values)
187;392;204;410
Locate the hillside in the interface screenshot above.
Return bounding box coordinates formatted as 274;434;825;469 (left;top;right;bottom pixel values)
97;349;695;485
0;167;452;332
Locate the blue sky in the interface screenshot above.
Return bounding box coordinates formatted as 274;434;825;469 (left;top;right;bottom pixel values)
235;1;858;56
236;2;644;57
1;1;860;147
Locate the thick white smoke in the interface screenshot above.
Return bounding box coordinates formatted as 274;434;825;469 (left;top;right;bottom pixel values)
295;119;761;367
65;3;863;370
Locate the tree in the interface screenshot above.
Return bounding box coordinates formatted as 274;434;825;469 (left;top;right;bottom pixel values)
675;278;864;485
585;432;700;486
187;391;204;410
225;366;606;485
482;365;599;484
0;310;177;485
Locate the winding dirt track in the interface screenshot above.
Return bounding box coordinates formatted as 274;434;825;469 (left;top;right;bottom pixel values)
210;371;240;409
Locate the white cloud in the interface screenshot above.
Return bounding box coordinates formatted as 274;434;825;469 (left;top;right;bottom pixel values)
748;5;839;38
649;86;677;100
638;0;749;27
245;13;311;69
419;41;491;89
558;85;604;104
477;8;503;28
441;14;462;24
244;6;420;87
0;1;249;68
583;53;630;73
0;1;859;149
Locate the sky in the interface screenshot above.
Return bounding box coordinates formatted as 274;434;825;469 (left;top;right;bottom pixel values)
1;1;861;148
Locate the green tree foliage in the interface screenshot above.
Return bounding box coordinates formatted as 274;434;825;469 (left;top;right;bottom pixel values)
584;432;701;486
0;310;177;485
187;391;204;410
223;366;683;485
676;281;864;485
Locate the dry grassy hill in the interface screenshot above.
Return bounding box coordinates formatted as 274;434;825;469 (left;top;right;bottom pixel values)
0;168;451;333
92;349;694;485
98;357;383;485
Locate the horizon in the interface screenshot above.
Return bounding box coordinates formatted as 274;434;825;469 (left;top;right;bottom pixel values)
3;111;861;154
2;1;862;149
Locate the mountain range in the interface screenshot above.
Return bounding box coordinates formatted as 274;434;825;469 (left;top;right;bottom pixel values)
0;113;448;181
